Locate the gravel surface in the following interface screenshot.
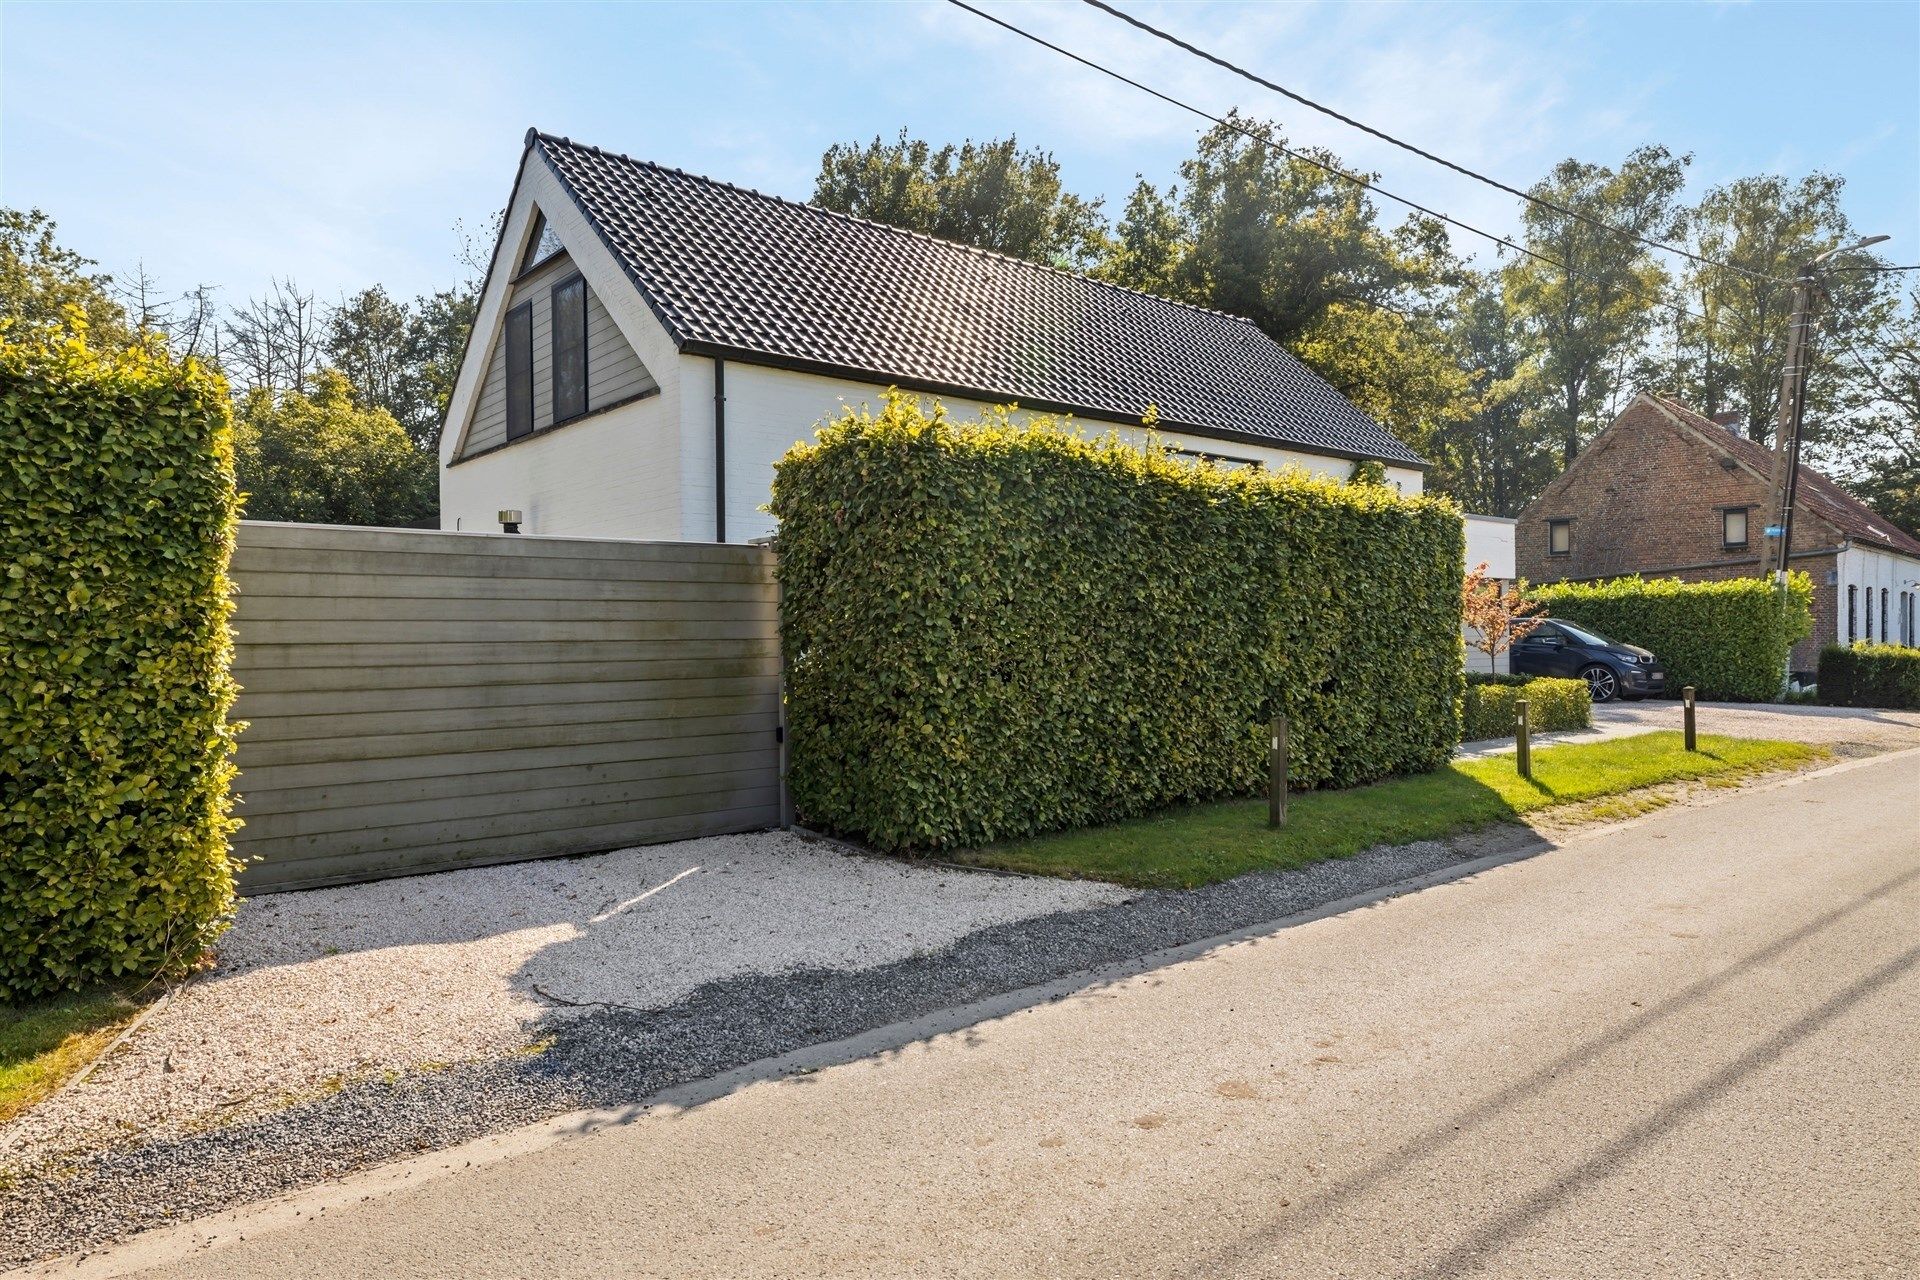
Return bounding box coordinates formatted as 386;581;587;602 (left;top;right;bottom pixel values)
0;833;1123;1167
0;825;1533;1270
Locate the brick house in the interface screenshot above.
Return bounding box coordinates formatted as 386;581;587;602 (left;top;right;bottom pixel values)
1517;392;1920;678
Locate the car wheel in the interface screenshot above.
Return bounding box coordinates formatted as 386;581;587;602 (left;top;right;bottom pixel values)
1581;664;1619;703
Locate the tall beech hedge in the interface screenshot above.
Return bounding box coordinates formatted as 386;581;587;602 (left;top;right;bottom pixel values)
1530;573;1812;703
1;330;242;1000
770;394;1465;852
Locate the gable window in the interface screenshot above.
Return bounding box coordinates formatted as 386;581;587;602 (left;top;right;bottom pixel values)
519;212;565;275
504;301;534;442
1720;507;1749;549
1848;585;1858;644
550;274;588;424
1547;519;1571;557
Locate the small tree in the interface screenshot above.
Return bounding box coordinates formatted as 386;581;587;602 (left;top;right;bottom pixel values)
1463;562;1546;665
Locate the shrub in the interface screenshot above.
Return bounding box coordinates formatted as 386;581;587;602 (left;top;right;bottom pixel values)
771;393;1465;852
1462;676;1591;741
0;326;242;1000
1530;574;1812;702
1818;644;1920;710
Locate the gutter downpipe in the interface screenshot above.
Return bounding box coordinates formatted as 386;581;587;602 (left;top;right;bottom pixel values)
713;357;727;543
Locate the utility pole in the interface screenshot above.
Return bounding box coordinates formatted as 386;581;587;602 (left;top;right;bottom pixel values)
1759;270;1817;583
1759;234;1892;583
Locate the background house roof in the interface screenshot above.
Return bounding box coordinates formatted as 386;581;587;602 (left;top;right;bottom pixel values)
1649;395;1920;557
529;130;1425;468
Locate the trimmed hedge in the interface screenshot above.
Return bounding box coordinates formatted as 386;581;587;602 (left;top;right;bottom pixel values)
1;330;242;1000
1818;644;1920;709
1462;676;1591;741
1530;574;1812;703
770;393;1465;852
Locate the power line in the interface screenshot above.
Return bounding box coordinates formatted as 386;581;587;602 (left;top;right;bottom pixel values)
1078;0;1788;288
943;0;1721;331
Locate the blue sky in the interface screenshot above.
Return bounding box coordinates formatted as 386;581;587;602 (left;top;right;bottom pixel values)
4;1;1915;309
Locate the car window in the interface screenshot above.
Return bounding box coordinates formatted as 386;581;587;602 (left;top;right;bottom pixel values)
1555;620;1613;647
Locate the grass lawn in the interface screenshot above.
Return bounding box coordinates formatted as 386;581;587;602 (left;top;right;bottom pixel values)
951;731;1824;890
0;985;151;1125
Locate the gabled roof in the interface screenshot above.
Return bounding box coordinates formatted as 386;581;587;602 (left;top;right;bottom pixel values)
525;129;1425;468
1645;394;1920;557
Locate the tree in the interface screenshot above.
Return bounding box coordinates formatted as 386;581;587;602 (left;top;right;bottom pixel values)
400;285;478;453
1095;178;1185;296
0;208;131;345
324;280;479;454
234;369;437;527
225;278;323;397
1422;278;1558;516
814;129;1108;268
1666;173;1893;450
1503;147;1690;465
1842;285;1920;537
1462;563;1547;665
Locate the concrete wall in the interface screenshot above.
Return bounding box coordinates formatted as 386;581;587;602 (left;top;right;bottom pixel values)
228;521;781;893
1463;513;1517;675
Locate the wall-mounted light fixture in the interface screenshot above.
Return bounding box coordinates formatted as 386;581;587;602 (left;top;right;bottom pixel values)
498;509;523;534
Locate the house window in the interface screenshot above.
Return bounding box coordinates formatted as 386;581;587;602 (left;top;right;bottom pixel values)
1883;588;1891;645
519;212;565;275
1867;588;1875;642
1721;507;1749;549
550;275;588;423
1906;592;1916;646
1847;585;1858;644
1547;519;1571;556
504;301;534;442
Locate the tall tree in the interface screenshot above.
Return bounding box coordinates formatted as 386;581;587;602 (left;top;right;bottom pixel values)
1095;178;1185;296
234;369;437;527
1422;277;1558;516
1839;285;1920;537
323;283;477;453
1503;146;1689;464
225;278;323;397
1667;172;1892;450
814;129;1108;268
0;208;131;345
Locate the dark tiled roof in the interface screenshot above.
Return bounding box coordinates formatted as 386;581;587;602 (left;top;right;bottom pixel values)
1650;395;1920;556
529;131;1425;467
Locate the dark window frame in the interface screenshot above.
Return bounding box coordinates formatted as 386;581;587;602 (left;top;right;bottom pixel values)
1719;505;1751;549
1883;587;1891;645
504;300;534;443
1848;584;1858;644
549;273;589;426
1547;519;1572;557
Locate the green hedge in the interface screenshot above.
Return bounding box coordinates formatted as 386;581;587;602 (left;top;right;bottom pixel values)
770;393;1465;852
1818;644;1920;709
1530;574;1812;702
1;331;242;1000
1462;676;1591;741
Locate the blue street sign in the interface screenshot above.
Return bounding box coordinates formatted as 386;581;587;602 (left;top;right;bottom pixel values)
1764;525;1785;537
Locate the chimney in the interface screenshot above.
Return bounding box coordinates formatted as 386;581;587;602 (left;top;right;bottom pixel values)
1711;411;1744;439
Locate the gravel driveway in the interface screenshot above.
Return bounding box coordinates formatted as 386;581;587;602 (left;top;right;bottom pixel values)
1;833;1125;1169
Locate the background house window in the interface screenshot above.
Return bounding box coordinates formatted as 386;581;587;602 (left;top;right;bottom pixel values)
504;301;533;442
1848;585;1858;643
1906;592;1916;646
1721;507;1748;548
1883;588;1891;644
1548;519;1571;556
551;275;588;423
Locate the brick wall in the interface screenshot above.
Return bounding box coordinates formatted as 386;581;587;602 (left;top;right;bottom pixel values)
1517;395;1841;675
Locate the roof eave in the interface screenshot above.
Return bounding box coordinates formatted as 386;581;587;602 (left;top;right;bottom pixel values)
677;339;1430;471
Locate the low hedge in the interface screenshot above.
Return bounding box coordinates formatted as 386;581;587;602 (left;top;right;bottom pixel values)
1462;676;1591;741
1818;644;1920;709
0;330;242;1001
1530;574;1812;702
771;393;1465;851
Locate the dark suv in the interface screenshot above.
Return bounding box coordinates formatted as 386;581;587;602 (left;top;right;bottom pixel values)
1510;619;1668;702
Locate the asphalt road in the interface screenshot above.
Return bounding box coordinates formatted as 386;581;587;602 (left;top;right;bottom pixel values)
52;751;1920;1280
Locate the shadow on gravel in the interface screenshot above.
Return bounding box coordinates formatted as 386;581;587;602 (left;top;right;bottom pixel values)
1;823;1550;1270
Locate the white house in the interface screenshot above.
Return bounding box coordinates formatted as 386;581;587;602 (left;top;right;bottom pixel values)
438;130;1432;542
1463;513;1518;674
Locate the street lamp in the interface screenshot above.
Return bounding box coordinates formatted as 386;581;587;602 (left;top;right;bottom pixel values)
1759;234;1892;583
